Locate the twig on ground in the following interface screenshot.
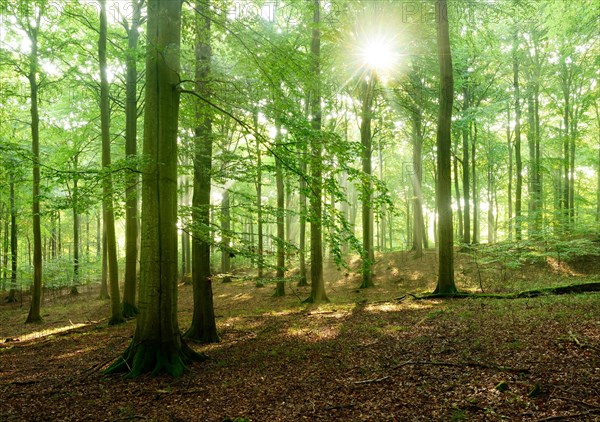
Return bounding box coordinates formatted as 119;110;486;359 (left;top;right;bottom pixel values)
324;403;355;411
537;409;600;421
555;396;600;409
353;376;390;385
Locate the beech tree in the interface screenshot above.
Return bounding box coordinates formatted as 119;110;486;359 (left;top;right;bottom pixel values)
105;0;204;377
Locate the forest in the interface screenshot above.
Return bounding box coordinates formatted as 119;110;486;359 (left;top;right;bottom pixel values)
0;0;599;420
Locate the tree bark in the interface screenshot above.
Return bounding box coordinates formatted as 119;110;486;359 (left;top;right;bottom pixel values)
71;154;80;295
99;0;124;326
461;84;471;244
472;122;479;243
433;0;457;295
122;0;141;318
220;189;232;283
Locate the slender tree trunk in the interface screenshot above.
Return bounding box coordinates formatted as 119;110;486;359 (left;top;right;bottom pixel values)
305;0;328;303
99;222;110;299
26;16;43;324
220;189;232;283
122;0;141;318
453;131;463;243
186;0;219;343
297;137;308;286
72;155;80;295
513;32;523;242
461;85;471;244
527;88;537;237
433;0;456;295
7;176;18;303
472;122;479;243
255;130;264;280
274;123;285;297
360;77;375;288
99;0;124;326
507;106;513;241
412;110;426;257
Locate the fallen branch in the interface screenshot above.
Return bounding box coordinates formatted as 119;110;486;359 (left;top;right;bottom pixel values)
555;396;600;409
353;376;390;385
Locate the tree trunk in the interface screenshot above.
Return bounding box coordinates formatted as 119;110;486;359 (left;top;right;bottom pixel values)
507;106;513;241
255;130;264;280
99;0;124;326
99;224;110;300
297;138;308;286
220;189;232;283
453;131;463;243
25;16;43;324
513;32;523;242
7;176;18;303
360;77;375;289
185;0;219;343
122;0;141;318
411;109;426;257
472;121;479;244
274;123;285;297
305;0;328;303
106;0;204;378
433;0;456;295
72;155;80;296
461;84;471;244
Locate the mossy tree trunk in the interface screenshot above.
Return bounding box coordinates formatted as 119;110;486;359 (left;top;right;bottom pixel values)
185;0;219;344
433;0;457;295
7;175;18;303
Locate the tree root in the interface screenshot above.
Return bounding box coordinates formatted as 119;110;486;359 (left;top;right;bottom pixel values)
103;339;206;378
120;302;139;319
415;282;600;300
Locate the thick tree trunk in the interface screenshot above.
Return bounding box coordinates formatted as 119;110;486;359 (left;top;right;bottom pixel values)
274;123;285;297
186;0;219;343
305;0;328;303
26;19;43;324
433;0;456;295
360;77;375;289
122;0;141;318
106;0;204;377
99;0;124;326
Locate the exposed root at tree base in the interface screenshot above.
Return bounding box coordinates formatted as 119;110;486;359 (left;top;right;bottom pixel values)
103;340;207;378
120;302;139;318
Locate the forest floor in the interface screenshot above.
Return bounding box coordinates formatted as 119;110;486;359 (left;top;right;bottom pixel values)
1;250;599;421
